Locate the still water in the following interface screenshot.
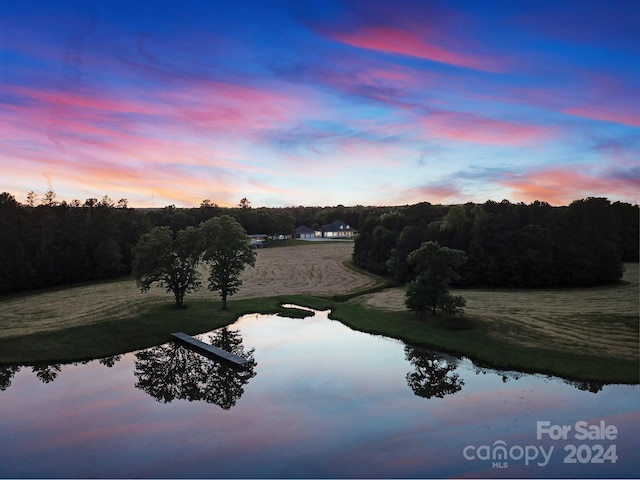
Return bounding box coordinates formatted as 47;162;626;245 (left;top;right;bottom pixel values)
1;306;638;478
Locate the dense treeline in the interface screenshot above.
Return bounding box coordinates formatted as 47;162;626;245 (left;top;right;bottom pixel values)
0;192;372;294
353;198;639;287
1;191;637;293
0;193;149;293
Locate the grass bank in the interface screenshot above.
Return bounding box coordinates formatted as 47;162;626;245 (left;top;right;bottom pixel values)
1;293;637;384
0;297;322;365
326;301;638;385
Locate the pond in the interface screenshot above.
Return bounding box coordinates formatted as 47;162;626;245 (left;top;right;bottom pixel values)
1;306;638;478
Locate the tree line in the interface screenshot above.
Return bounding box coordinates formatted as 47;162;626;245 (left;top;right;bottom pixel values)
1;191;637;294
353;198;638;288
0;191;369;294
0;192;145;293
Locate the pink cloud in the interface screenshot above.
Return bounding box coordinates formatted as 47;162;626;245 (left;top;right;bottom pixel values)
330;26;507;73
5;80;313;144
395;184;469;206
499;166;639;205
7;65;326;127
155;79;321;134
7;85;166;116
0;77;327;206
422;110;556;146
563;105;640;128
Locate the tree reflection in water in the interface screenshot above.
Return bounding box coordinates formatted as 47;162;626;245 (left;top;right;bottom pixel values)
31;364;62;383
0;355;123;392
0;365;21;391
134;328;257;409
98;355;122;367
565;379;604;393
404;345;464;399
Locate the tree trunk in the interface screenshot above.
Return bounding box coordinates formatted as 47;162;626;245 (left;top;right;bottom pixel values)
221;291;228;310
174;290;184;308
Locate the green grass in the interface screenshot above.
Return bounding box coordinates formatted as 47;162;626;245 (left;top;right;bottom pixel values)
1;293;637;384
327;302;638;384
0;296;322;365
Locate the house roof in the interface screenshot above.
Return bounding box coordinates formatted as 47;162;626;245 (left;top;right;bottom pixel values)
322;220;356;232
295;225;315;234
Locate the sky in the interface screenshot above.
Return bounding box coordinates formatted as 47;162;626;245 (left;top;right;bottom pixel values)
1;0;639;208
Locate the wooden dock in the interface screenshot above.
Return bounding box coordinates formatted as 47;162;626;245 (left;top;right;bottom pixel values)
171;332;250;367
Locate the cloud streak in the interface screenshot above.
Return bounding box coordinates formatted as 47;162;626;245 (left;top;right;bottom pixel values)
421;110;557;146
330;26;507;73
563;105;640;128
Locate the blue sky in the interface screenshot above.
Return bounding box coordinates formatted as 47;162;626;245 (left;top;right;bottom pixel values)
1;0;638;207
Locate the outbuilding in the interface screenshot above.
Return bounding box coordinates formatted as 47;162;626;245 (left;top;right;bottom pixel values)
295;225;316;239
248;233;268;248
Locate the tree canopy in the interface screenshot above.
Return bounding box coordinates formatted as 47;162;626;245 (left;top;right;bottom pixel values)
200;215;257;310
132;226;203;307
355;198;638;288
404;241;467;318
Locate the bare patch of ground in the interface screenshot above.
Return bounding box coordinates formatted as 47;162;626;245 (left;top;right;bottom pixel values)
0;242;376;339
359;263;639;360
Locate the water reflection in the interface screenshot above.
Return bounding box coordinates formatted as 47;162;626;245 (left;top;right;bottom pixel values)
0;308;638;478
471;363;607;393
404;345;464;399
0;364;20;391
566;379;605;393
0;354;124;392
134;327;257;409
99;355;122;367
31;363;62;383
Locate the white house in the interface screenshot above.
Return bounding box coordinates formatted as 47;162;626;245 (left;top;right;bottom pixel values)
321;220;357;238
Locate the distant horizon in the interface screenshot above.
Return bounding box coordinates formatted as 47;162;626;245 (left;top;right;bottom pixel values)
2;1;638;208
4;189;637;210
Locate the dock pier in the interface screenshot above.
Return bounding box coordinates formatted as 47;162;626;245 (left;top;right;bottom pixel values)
171;332;250;367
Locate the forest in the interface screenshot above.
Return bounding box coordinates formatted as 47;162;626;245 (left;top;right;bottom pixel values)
0;192;363;293
353;198;639;287
0;191;637;293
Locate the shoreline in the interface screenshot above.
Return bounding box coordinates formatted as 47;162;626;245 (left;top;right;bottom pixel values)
0;294;637;385
1;243;637;384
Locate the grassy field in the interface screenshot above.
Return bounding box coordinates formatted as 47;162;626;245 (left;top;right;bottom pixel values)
0;241;377;338
359;263;639;362
0;242;637;383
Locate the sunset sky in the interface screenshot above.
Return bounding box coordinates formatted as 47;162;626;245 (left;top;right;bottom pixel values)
1;0;638;208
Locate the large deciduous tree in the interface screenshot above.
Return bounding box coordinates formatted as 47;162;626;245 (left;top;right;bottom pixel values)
132;225;203;307
200;215;256;310
404;241;467;318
